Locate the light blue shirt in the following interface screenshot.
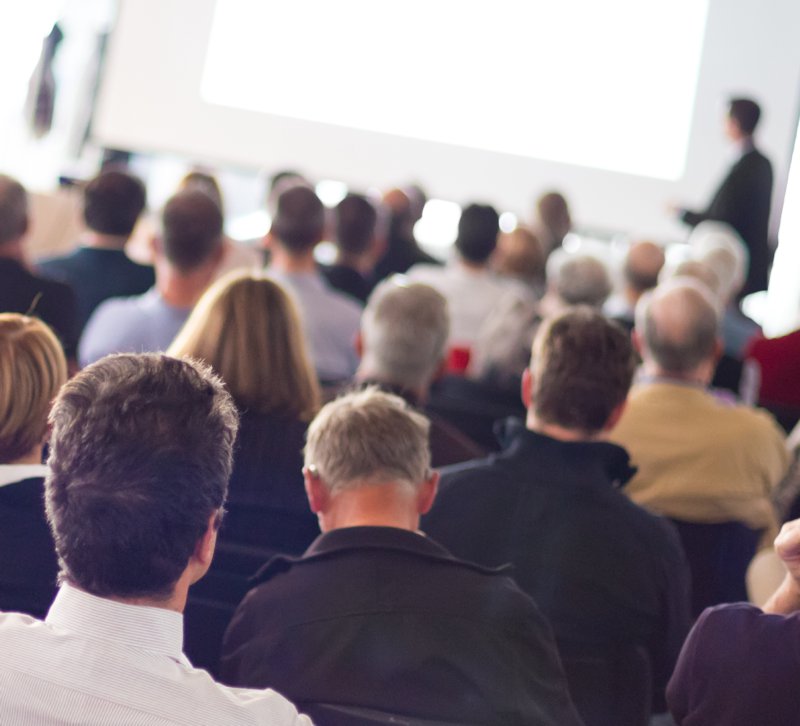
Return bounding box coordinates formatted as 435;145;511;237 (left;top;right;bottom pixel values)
79;288;192;367
268;269;361;382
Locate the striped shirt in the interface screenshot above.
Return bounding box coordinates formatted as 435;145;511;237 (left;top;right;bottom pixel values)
0;584;312;725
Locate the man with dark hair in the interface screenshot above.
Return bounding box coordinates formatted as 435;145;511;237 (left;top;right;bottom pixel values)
0;353;310;724
39;170;154;332
267;184;361;382
322;193;384;303
79;190;223;365
609;279;788;534
676;97;773;295
0;174;78;359
424;307;690;715
604;240;666;330
409;202;529;353
222;388;582;725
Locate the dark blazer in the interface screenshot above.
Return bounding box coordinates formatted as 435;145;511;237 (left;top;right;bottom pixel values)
221;526;582;726
0;258;78;358
220;410;319;555
0;477;59;619
423;420;691;710
681;147;773;294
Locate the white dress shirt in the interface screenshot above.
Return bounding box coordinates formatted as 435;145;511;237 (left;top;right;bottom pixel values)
0;584;312;725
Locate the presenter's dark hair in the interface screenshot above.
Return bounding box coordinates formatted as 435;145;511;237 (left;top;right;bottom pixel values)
83;170;147;236
728;98;761;135
455;203;500;264
45;353;239;599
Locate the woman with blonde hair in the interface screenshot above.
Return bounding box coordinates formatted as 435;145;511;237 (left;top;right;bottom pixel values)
169;271;321;552
0;314;67;617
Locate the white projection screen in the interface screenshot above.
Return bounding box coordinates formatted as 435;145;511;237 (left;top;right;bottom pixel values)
93;0;800;238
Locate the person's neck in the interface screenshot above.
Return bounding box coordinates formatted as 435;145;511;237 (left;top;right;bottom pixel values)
0;239;26;265
155;265;212;308
319;484;420;532
6;445;45;466
354;368;428;405
82;231;129;251
270;246;317;274
335;251;370;275
526;412;599;442
459;257;488;273
641;361;711;387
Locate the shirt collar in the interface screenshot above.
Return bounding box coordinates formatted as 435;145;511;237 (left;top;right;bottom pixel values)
46;584;185;663
0;463;48;488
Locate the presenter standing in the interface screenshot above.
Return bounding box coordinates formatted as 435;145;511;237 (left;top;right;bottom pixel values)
676;98;773;295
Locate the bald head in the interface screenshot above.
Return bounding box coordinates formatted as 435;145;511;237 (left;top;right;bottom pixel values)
624;241;665;294
270;185;325;254
0;175;28;247
636;280;720;376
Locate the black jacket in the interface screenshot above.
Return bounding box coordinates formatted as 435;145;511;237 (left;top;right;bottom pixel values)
681;147;773;294
423;420;691;707
221;526;582;726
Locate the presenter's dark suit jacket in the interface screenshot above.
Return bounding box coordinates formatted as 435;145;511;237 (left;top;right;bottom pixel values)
423;419;691;710
221;526;582;726
681;147;773;295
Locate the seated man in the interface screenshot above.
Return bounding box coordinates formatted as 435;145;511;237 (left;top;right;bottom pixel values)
38;169;154;333
79;189;223;366
266;184;362;383
424;308;690;712
667;518;800;724
609;279;788;534
221;388;581;725
0;353;309;724
354;277;486;466
604;240;665;331
0;175;78;360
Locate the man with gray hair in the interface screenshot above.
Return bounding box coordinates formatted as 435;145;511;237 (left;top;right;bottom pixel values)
221;388;582;725
610;279;788;538
353;277;485;465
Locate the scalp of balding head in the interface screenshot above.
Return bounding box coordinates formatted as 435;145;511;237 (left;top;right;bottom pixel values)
637;280;720;374
270;185;325;254
625;241;665;293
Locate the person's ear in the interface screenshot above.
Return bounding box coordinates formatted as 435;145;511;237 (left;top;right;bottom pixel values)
417;471;440;515
194;511;220;569
303;467;330;514
262;232;275;251
521;367;533;409
602;400;628;432
150;234;162;259
355;331;364;360
631;328;644;357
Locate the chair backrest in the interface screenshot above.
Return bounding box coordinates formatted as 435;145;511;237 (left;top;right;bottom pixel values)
558;642;651;726
669;518;761;616
300;702;465;726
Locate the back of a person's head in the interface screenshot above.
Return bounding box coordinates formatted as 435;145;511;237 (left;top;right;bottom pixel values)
536;191;571;236
335;193;378;256
270;184;325;254
688;222;748;302
83;170;147;236
169;271;320;421
636;280;720;374
667;259;722;300
530;307;635;434
729;97;761;135
161;189;224;272
455;203;499;264
550;252;612;308
0;314;67;464
493;226;545;282
179;170;224;213
305;387;430;492
361;278;449;392
0;174;28;246
624;240;665;293
45;353;238;599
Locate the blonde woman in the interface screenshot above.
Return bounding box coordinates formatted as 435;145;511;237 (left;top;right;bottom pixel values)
0;314;67;617
169;271;321;553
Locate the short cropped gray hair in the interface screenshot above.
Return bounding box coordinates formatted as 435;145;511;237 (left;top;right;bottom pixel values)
304;387;431;492
548;251;612;308
361;278;449;391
